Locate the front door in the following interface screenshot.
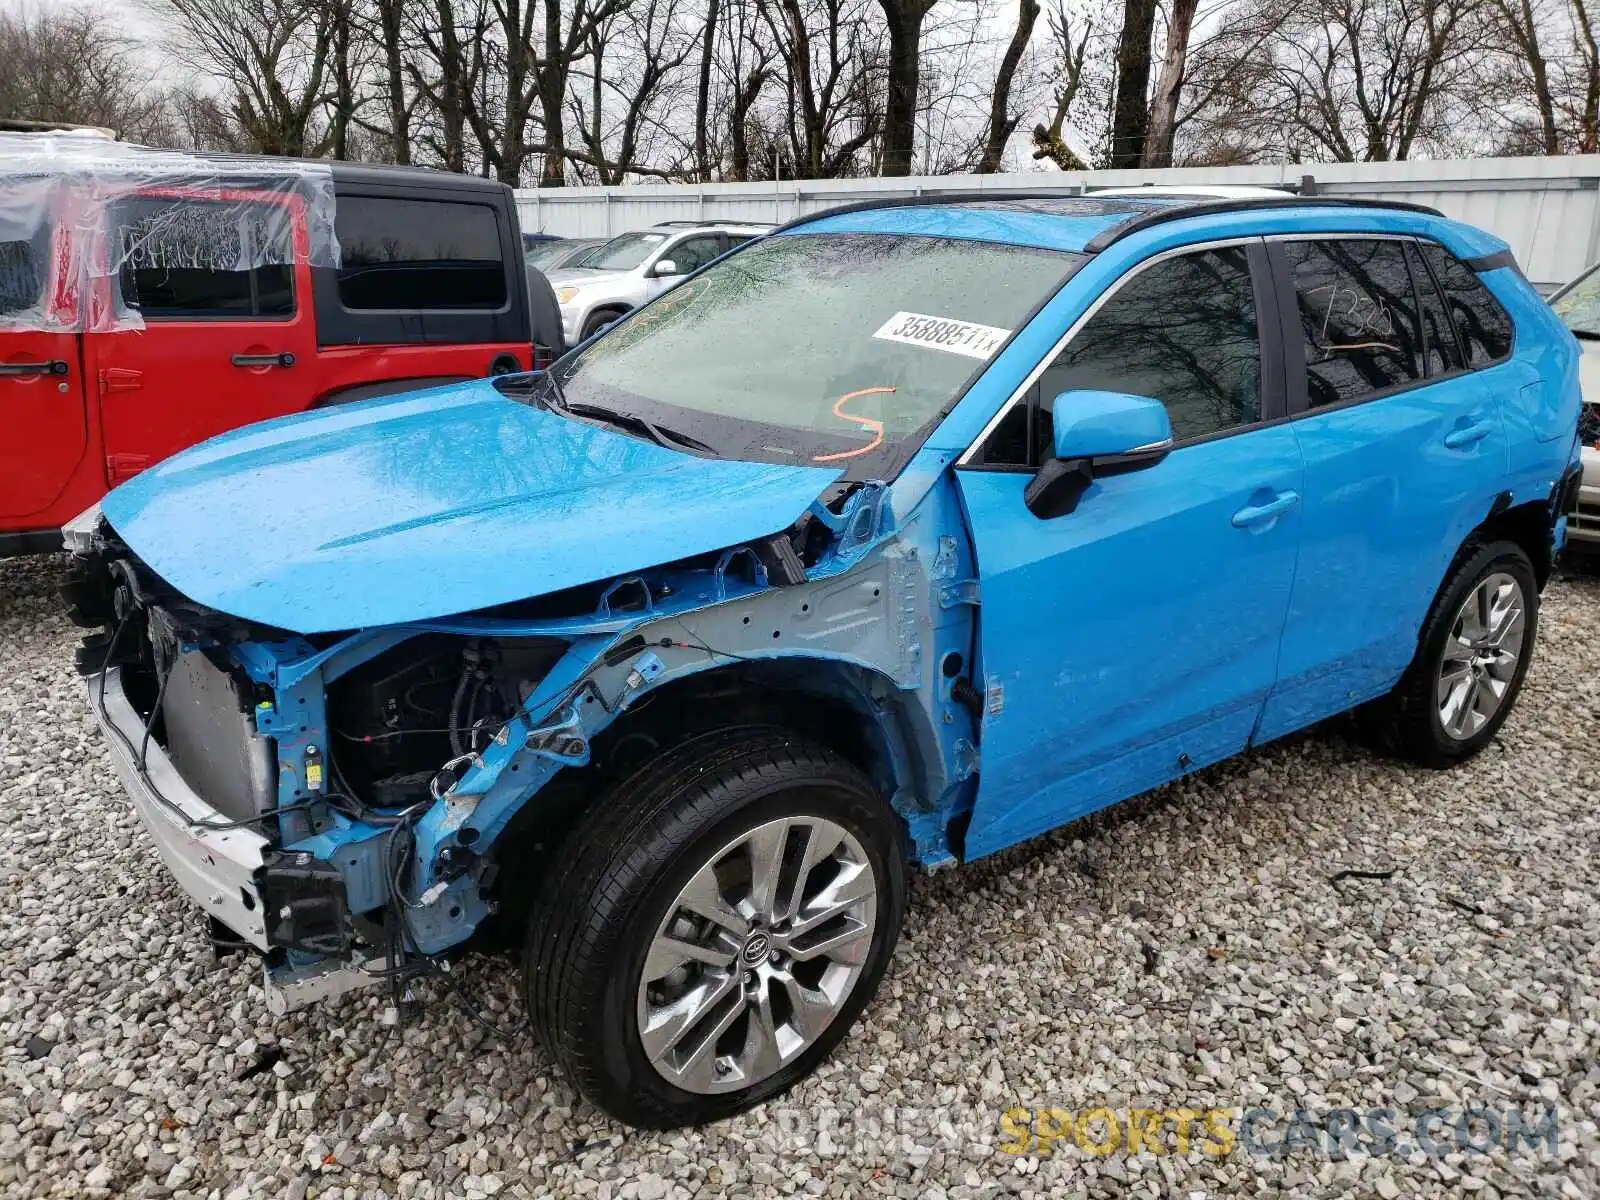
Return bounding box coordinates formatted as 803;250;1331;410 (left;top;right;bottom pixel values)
0;212;88;523
645;233;725;301
93;189;317;484
954;241;1304;859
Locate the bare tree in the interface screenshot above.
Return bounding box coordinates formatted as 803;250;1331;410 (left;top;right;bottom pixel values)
724;0;776;177
370;0;415;162
0;5;171;139
1031;4;1095;167
975;0;1041;171
156;0;339;156
1485;0;1560;152
1109;0;1157;165
1183;0;1488;161
1141;0;1199;165
758;0;883;177
878;0;938;173
1571;0;1600;150
572;0;698;181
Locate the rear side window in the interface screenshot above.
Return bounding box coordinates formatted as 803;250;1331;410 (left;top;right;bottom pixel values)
117;198;294;319
335;196;507;310
1028;244;1263;456
1284;239;1422;407
1419;242;1513;367
1406;241;1463;375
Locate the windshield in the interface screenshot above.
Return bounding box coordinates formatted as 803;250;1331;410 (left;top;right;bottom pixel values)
545;232;1082;479
1551;263;1600;337
526;241;575;269
580;230;667;272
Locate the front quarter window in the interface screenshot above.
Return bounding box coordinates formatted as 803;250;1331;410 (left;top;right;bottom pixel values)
546;232;1081;479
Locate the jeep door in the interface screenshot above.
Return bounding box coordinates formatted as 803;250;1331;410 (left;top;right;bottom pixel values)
92;187;318;485
0;207;88;528
953;240;1305;859
1254;237;1515;741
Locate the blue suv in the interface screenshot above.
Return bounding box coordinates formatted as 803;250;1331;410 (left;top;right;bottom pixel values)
68;192;1582;1128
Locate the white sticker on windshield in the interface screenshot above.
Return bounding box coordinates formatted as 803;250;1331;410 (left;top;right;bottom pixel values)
872;311;1012;359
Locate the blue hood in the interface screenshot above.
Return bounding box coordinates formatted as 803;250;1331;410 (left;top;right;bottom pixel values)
101;380;842;634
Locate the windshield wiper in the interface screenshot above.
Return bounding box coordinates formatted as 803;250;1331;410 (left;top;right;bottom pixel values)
1570;328;1600;341
540;381;717;454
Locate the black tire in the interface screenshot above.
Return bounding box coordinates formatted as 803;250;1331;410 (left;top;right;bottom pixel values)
581;308;626;339
1360;540;1538;767
524;727;906;1128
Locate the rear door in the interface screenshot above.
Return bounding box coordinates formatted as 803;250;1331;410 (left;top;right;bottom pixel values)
954;240;1304;858
1255;235;1512;742
0;212;88;522
94;189;317;484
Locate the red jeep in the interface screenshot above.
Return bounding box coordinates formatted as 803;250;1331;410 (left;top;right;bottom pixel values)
1;141;547;554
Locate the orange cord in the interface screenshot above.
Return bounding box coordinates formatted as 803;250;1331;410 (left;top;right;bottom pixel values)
811;386;895;462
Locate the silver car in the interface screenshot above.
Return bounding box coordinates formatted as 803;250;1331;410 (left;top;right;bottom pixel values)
1548;265;1600;548
546;221;770;343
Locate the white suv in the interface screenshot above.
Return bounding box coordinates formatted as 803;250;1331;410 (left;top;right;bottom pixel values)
546;221;771;343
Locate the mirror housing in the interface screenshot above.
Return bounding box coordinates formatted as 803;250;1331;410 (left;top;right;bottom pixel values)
1024;390;1174;519
652;258;681;278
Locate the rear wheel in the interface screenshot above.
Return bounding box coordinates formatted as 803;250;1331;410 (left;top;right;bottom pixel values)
1361;540;1538;767
524;728;905;1128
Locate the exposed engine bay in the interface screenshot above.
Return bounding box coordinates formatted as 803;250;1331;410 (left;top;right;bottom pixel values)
64;475;977;1017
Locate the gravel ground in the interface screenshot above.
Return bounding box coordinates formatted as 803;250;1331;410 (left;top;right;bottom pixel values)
1;552;1596;1200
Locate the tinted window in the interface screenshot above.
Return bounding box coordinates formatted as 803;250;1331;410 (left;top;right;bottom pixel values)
664;235;722;273
1285;239;1421;407
1420;242;1513;367
545;232;1079;481
1407;241;1462;375
0;226;47;319
1019;245;1262;459
117;198;293;319
336;196;506;311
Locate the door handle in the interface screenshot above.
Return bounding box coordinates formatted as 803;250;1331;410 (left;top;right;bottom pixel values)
0;359;68;376
231;352;296;368
1231;489;1300;529
1443;420;1492;449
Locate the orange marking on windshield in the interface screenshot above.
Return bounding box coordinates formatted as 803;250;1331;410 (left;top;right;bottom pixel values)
812;386;895;463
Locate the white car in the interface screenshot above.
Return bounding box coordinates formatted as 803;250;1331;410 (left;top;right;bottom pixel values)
546;221;770;343
1547;264;1600;549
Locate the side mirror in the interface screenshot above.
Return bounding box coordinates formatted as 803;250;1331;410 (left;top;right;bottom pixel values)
1024;390;1173;519
652;258;681;278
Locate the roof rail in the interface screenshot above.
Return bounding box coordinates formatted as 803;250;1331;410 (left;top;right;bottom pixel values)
1080;195;1445;252
770;190;1444;251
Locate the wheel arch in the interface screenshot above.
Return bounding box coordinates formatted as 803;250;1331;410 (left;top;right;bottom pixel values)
1465;490;1556;590
488;655;941;930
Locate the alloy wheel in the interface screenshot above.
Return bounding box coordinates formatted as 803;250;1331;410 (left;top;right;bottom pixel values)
635;815;878;1094
1437;570;1526;740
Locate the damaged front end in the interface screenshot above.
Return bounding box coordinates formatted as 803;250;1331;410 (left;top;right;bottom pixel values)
67;468;977;1015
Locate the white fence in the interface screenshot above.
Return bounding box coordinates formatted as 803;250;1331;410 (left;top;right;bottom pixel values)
516;155;1600;290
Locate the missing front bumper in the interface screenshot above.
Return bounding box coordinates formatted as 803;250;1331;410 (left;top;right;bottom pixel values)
91;666;272;949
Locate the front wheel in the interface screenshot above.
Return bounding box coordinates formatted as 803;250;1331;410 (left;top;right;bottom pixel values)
1363;539;1538;767
524;728;906;1128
